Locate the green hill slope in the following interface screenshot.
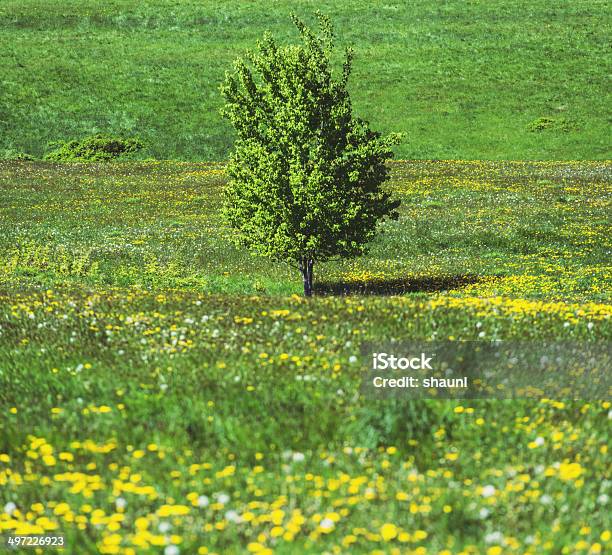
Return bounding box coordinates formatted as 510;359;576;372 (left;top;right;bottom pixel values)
1;0;609;160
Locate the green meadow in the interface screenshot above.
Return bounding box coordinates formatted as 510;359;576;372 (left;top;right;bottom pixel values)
0;160;610;553
1;0;610;160
1;0;611;552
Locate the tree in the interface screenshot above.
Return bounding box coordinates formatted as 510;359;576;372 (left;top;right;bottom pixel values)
220;12;401;296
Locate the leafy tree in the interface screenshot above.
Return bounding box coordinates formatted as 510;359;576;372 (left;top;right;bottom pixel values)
220;12;401;296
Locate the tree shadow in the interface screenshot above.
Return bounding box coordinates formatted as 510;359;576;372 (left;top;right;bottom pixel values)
314;274;485;296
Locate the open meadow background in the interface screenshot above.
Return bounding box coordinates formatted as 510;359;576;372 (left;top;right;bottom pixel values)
0;0;610;160
0;1;611;554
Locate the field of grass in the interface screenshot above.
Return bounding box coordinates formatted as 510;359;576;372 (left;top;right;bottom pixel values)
1;0;610;161
1;160;611;554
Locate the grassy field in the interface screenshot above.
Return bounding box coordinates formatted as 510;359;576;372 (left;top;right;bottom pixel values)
1;0;610;161
0;160;611;554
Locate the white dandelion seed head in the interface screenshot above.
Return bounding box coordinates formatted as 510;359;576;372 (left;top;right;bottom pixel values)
485;531;503;544
481;485;496;498
225;510;240;523
158;521;171;533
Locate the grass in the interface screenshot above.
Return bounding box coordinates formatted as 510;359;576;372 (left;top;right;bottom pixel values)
0;160;610;553
0;160;610;299
1;1;610;161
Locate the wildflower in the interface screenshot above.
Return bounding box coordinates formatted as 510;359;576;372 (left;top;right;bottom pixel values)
158;521;171;533
158;505;189;517
558;462;583;481
380;523;398;541
481;485;496;498
485;532;503;544
225;510;240;523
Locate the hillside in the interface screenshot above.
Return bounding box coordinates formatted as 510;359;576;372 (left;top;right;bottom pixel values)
1;0;610;160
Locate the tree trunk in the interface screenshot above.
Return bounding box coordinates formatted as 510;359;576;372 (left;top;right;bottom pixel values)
299;257;314;297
